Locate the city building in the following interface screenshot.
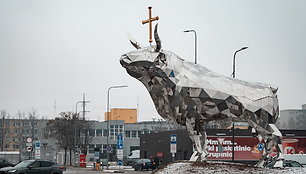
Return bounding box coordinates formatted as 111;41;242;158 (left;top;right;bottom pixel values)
104;108;137;123
140;128;306;165
0;116;182;165
276;104;306;130
86;120;182;163
0;118;58;163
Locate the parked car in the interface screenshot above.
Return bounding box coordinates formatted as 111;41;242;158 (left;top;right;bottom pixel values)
284;154;306;167
0;159;65;174
266;159;304;168
133;159;157;171
0;158;14;169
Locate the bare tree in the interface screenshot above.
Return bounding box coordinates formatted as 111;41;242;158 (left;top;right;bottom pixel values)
47;112;93;166
16;111;25;162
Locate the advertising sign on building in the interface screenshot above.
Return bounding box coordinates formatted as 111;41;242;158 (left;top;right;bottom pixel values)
206;137;306;161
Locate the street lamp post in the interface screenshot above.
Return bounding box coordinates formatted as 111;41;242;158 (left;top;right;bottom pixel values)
232;47;248;78
183;29;197;64
231;46;248;162
106;85;128;169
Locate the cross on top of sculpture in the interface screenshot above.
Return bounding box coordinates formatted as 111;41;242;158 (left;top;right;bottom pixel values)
142;6;159;43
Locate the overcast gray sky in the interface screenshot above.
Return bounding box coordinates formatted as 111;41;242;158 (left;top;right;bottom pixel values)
0;0;305;121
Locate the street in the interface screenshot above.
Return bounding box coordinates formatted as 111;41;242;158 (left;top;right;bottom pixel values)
64;166;153;174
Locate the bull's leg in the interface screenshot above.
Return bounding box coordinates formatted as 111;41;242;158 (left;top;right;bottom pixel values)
186;117;208;161
247;120;284;167
267;124;284;168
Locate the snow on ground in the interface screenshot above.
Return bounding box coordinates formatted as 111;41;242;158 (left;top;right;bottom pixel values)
153;161;306;174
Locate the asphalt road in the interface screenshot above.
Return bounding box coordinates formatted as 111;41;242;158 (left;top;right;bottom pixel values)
64;166;153;174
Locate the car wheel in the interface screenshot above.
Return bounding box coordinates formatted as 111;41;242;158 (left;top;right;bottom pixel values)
134;167;138;171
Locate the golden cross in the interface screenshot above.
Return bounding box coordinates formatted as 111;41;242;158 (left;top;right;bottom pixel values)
142;6;159;43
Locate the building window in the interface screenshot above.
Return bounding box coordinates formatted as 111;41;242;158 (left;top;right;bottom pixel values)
131;131;137;138
89;129;95;136
103;130;108;137
110;125;124;140
95;144;102;149
125;131;130;138
138;131;142;137
96;129;102;137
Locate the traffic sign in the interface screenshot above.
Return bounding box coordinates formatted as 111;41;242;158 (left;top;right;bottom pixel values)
106;146;113;152
117;149;123;159
26;143;32;147
117;159;123;166
27;138;32;143
27;146;32;152
170;144;177;153
35;141;41;149
117;134;123;141
117;134;123;150
258;143;264;151
35;149;41;159
170;134;177;154
170;134;177;144
117;140;123;150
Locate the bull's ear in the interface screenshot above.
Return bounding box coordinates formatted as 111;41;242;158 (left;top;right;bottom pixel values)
154;24;161;52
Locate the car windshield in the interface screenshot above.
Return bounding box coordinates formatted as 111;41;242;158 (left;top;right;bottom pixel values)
14;160;34;168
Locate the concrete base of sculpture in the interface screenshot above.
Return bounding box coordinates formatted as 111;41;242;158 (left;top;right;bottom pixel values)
153;161;306;174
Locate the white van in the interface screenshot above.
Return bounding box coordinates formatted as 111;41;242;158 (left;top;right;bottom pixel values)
124;150;140;166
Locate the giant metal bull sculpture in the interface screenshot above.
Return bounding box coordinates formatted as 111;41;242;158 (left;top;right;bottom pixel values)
120;24;284;167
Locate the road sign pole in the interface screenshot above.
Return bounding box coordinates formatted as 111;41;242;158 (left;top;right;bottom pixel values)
117;134;124;172
170;134;177;162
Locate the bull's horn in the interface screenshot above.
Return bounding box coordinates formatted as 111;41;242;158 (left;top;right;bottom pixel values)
128;33;141;49
154;24;161;52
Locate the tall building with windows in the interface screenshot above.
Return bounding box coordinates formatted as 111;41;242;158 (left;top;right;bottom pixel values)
0;118;58;163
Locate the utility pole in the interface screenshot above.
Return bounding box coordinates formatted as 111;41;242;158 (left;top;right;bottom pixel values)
83;93;86;120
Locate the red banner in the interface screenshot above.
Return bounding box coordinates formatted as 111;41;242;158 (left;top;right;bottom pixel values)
206;137;306;161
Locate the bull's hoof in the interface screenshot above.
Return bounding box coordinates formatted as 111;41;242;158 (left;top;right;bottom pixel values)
190;151;208;162
190;151;199;161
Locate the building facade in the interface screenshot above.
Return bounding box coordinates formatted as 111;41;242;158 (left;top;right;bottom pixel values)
276;104;306;130
0;118;58;163
0;117;182;165
104;108;137;123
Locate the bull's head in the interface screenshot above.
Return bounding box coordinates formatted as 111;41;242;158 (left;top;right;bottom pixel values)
120;24;167;80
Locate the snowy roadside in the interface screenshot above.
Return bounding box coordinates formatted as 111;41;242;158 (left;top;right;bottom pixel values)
153;161;306;174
